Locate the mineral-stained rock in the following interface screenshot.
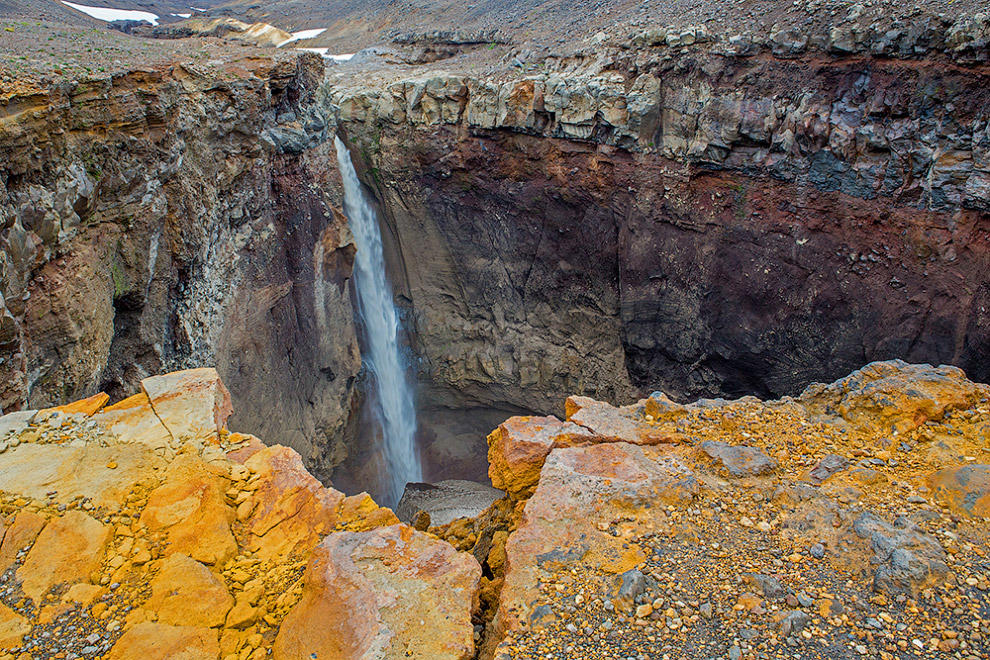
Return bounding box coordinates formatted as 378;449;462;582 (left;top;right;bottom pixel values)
492;443;698;648
145;554;233;628
272;524;480;660
240;445;345;560
929;464;990;518
141;368;233;445
852;512;948;595
487;415;593;498
0;602;29;648
140;455;236;565
17;510;111;603
565;396;681;445
106;622;220;660
43;392;109;417
800;360;985;434
0;511;46;573
701;440;778;477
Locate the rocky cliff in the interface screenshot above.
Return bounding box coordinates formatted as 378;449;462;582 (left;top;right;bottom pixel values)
327;19;990;420
1;362;989;660
0;51;359;479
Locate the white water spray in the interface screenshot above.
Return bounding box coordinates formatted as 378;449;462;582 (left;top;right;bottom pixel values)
334;136;421;506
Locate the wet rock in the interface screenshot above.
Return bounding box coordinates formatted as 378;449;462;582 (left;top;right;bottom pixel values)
396;479;503;525
17;510;112;602
701;441;778;477
273;524;480;660
852;512;948;595
929;464;990;517
106;622;219;660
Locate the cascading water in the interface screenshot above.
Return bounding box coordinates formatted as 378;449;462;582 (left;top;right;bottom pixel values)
334;136;421;507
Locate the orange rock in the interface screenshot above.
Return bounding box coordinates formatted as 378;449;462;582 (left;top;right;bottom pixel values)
492;443;698;648
565;397;680;445
140;456;236;566
106;622;219;660
929;465;990;518
226;433;266;463
799;360;985;433
145;554;233;628
241;446;346;560
17;511;111;603
141;368;232;445
0;510;46;573
45;392;110;417
486;416;594;498
272;524;480;660
336;492;401;530
0;602;29;648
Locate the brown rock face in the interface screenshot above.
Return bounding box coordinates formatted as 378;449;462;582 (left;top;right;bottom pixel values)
0;52;361;485
273;524;480;660
17;511;111;603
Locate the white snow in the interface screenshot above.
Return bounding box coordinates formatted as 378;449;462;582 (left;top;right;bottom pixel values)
170;12;192;17
61;0;159;25
297;48;355;62
278;27;327;46
190;7;206;11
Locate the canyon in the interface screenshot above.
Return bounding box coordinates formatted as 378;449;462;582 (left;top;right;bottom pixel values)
0;5;989;658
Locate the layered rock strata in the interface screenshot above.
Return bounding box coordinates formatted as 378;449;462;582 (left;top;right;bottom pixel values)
0;51;359;480
329;34;990;414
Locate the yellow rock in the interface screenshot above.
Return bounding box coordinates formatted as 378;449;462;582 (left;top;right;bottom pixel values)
0;602;29;648
106;622;219;660
44;392;110;417
929;465;990;518
145;554;233;628
17;511;111;603
0;511;47;574
140;368;232;445
140;456;236;566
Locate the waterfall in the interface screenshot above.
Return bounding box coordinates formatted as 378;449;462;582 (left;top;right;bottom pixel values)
334;136;421;507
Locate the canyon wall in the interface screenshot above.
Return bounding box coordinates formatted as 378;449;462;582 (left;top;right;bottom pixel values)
0;52;359;479
329;34;990;415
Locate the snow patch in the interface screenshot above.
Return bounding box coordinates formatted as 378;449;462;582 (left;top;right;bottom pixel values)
61;0;159;25
297;48;355;62
278;27;327;46
170;12;192;17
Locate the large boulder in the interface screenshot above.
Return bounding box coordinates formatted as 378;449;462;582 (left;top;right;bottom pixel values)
272;524;480;660
145;554;233;628
799;360;985;433
140;456;236;566
492;443;698;649
487;415;592;498
106;622;219;660
565;396;682;445
140;368;233;445
17;511;111;603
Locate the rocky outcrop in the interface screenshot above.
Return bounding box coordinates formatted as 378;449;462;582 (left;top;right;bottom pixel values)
0;369;471;660
328;36;990;419
0;51;361;481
